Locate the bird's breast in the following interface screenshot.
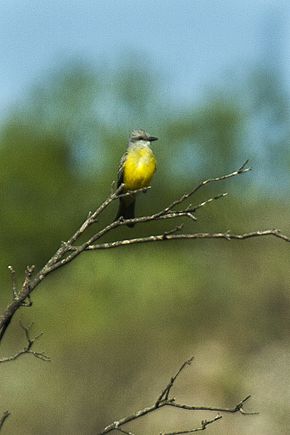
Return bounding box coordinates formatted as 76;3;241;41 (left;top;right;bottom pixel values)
123;147;156;190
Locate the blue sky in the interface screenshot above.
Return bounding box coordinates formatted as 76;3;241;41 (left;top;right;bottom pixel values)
1;0;289;116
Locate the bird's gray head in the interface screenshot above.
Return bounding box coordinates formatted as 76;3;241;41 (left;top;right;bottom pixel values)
129;129;158;145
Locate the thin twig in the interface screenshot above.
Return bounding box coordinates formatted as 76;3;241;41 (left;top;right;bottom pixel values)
189;192;228;214
0;322;50;363
154;160;250;219
99;357;256;434
167;394;258;415
156;356;194;405
161;414;222;434
0;411;10;432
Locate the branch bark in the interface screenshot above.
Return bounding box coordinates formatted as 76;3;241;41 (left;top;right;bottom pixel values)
85;228;290;251
99;357;256;435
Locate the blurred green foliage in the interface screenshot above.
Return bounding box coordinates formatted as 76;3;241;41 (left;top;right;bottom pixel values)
0;59;290;434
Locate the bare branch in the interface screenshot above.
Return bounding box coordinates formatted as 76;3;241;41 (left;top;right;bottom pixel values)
188;192;228;214
154;160;250;218
234;395;259;416
0;322;50;363
161;414;222;434
0;411;10;432
0;266;35;342
40;184;125;274
156;356;194;405
99;357;256;434
100;403;168;434
0;160;272;432
43;161;251;269
166;394;258;415
86;228;290;251
0;160;288;346
32;163;252;272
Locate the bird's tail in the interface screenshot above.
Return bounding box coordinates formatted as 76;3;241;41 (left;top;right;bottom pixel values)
115;197;136;228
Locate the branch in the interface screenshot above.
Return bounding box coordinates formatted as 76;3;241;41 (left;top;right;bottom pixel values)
42;190;229;273
0;322;50;363
0;162;265;431
99;357;256;434
0;411;10;432
1;160;289;345
153;160;250;219
156;356;194;405
86;228;290;250
161;414;222;434
166;394;257;415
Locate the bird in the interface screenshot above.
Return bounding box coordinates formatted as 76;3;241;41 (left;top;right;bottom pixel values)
115;129;158;227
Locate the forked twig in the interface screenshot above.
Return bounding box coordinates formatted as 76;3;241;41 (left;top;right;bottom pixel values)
99;357;256;434
156;356;194;405
0;322;50;363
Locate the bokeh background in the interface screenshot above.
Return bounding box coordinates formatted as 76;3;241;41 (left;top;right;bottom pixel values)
1;1;290;434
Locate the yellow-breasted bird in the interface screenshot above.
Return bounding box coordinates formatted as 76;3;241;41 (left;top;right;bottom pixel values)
115;129;158;227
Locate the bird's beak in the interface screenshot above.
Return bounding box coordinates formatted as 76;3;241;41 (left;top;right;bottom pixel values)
148;136;158;142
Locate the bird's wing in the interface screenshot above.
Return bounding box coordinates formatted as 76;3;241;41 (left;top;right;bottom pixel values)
117;152;127;188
